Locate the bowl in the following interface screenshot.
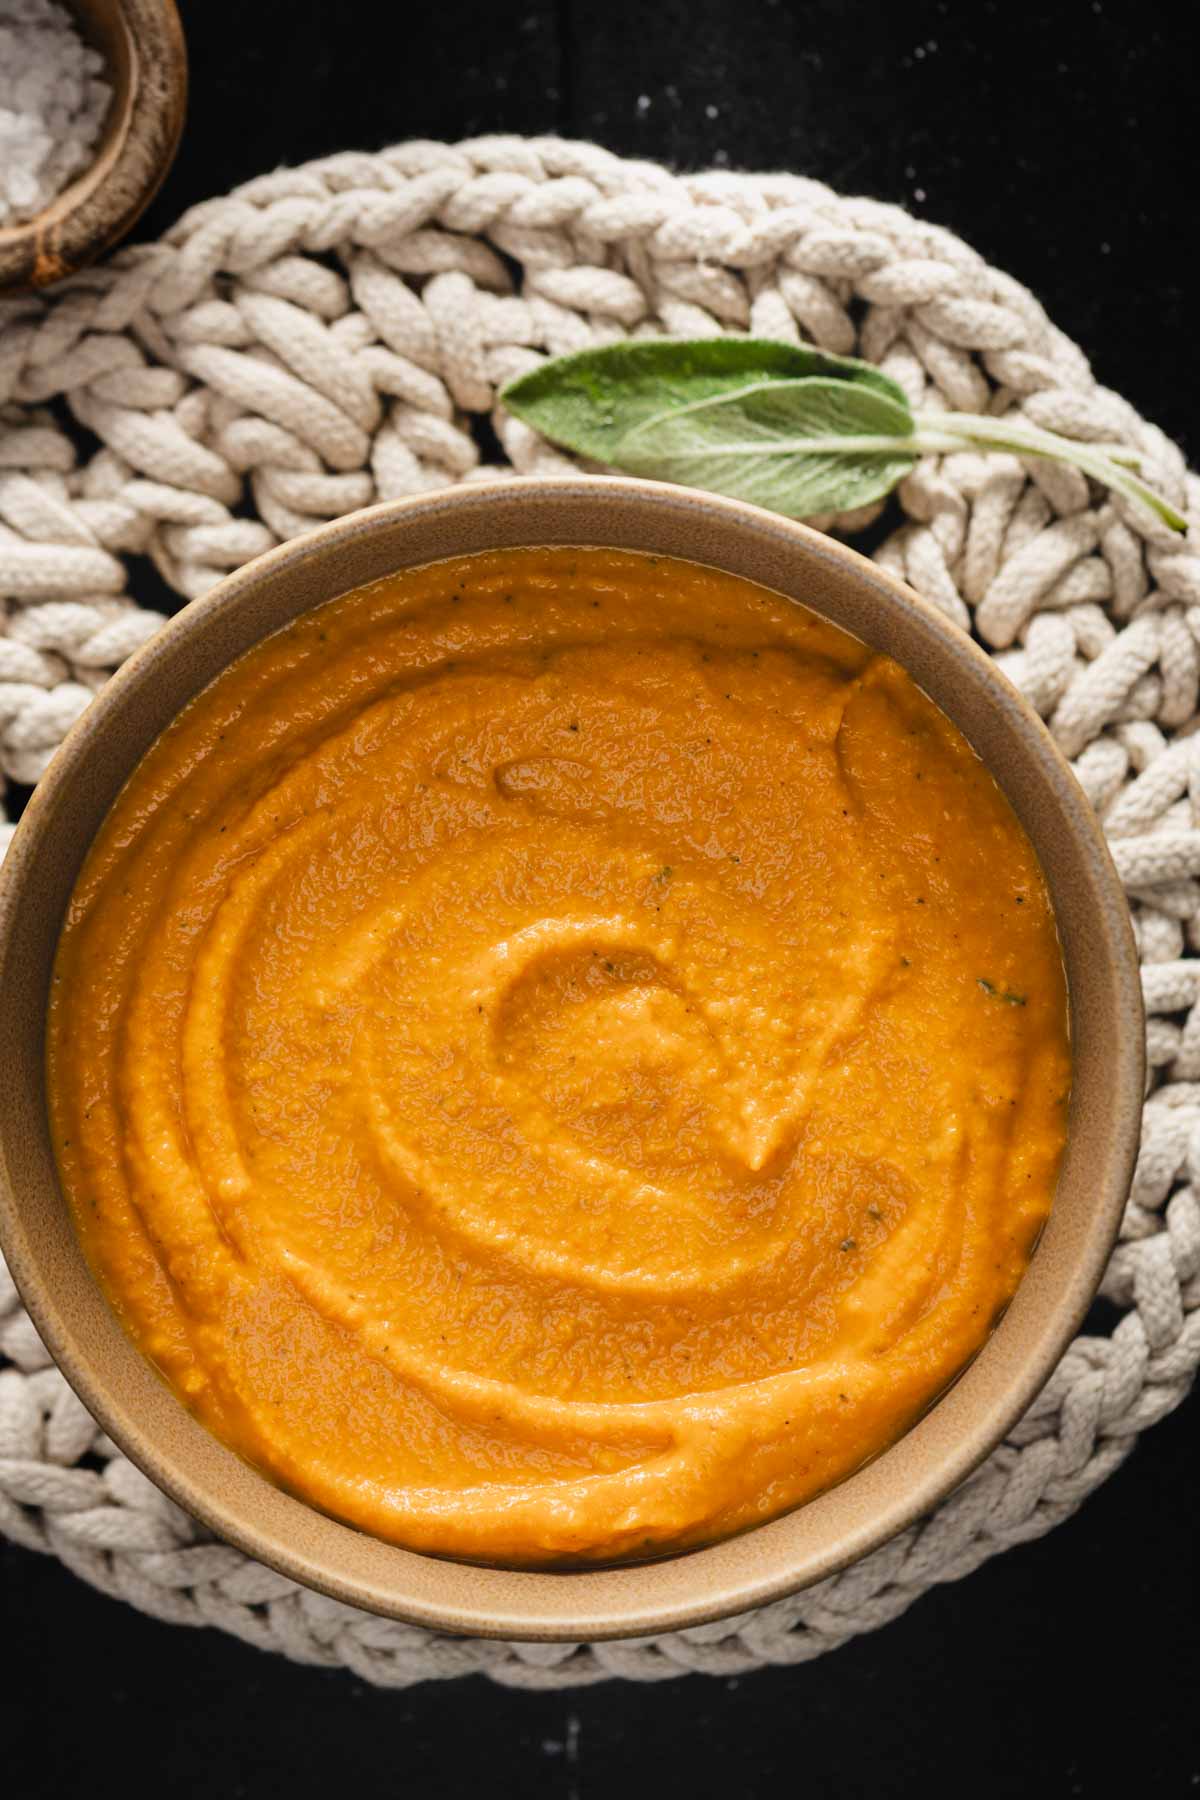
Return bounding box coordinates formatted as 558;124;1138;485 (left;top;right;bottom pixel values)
0;0;187;293
0;477;1143;1639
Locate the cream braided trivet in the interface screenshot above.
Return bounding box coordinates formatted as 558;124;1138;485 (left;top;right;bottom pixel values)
2;137;1199;1691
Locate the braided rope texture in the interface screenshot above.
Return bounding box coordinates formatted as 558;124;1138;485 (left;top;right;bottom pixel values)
1;137;1199;1691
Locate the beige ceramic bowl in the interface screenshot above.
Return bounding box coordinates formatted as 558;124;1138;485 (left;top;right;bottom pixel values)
0;0;187;293
0;478;1143;1640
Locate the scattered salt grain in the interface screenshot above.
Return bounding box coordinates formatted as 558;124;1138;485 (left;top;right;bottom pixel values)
0;0;111;227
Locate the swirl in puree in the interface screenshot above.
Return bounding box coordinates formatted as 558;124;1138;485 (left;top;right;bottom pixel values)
47;547;1070;1565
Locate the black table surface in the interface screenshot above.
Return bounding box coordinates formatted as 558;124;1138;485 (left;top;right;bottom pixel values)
3;3;1196;1794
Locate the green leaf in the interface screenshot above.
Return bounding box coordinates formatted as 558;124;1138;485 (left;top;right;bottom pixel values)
500;337;911;466
611;377;919;518
500;333;1189;538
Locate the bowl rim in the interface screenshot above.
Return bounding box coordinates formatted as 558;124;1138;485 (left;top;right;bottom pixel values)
0;476;1144;1640
0;0;187;292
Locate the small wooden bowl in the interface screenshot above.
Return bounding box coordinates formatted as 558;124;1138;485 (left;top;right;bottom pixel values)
0;480;1144;1640
0;0;186;293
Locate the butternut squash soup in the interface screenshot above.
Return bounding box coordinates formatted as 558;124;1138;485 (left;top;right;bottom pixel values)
47;547;1070;1565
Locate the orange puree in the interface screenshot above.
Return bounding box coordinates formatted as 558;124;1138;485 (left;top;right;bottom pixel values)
47;547;1070;1565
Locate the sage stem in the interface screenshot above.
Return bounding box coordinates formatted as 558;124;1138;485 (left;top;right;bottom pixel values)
914;410;1187;532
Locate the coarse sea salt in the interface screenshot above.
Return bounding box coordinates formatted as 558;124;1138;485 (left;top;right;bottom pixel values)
0;0;112;227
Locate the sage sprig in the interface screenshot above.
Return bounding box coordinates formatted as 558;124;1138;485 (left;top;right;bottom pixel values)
501;339;1187;533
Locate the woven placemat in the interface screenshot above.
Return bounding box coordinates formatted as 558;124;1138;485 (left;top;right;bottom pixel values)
1;137;1198;1691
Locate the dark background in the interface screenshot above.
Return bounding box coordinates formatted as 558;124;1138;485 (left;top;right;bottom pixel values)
3;1;1196;1794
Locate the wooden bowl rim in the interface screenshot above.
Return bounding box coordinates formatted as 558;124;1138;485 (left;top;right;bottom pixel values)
0;0;186;292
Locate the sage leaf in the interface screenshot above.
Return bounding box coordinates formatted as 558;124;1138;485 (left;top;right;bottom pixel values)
501;335;1188;535
612;377;919;518
501;337;911;466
